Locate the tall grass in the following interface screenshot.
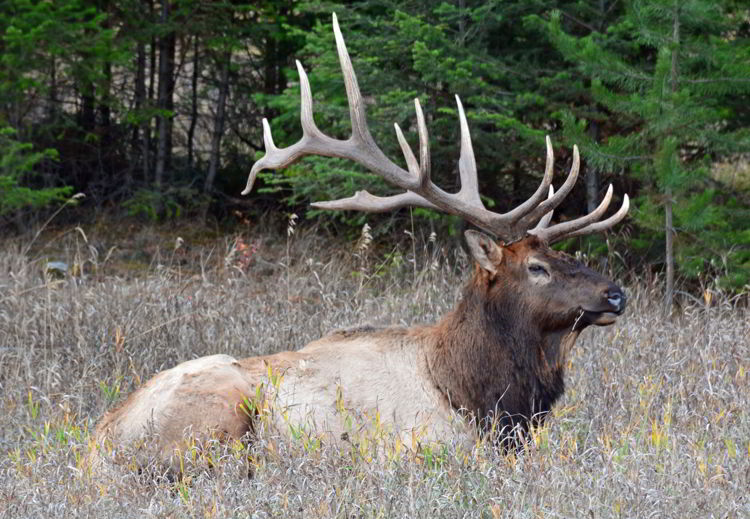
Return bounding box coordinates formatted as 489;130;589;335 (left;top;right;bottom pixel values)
0;224;747;518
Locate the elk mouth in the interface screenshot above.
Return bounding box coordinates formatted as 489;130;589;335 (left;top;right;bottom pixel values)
577;290;626;327
582;310;621;326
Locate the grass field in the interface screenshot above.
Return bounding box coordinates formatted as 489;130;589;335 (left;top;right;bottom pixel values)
1;223;748;518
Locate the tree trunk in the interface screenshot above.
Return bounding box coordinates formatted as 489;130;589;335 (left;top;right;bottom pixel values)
204;51;231;193
155;1;175;188
132;37;149;183
47;56;58;121
147;0;157;182
512;160;521;207
263;29;277;95
665;4;680;313
165;31;176;182
585;121;600;213
99;61;112;129
80;89;96;132
98;2;112;132
187;36;200;169
148;0;156;104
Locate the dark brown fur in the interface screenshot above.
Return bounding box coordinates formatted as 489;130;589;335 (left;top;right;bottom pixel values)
421;236;624;443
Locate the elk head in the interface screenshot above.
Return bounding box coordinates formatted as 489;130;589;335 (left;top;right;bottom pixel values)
242;12;629;327
464;231;626;333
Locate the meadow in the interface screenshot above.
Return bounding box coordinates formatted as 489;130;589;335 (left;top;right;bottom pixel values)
0;222;748;518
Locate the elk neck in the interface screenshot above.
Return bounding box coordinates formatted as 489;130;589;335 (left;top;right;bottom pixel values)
421;267;580;425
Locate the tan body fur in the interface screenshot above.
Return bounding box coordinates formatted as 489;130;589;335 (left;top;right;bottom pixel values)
92;327;466;469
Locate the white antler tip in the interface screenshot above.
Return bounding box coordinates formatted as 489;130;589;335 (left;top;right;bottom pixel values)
332;12;343;42
295;61;310;87
545;135;554;162
570;144;581;172
456;96;468;127
262;118;277;150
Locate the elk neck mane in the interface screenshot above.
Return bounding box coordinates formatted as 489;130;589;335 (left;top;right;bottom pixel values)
420;264;580;429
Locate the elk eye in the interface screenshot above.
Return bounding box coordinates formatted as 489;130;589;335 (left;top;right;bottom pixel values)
528;264;549;276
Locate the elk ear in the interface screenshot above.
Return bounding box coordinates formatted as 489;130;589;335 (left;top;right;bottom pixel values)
464;230;503;276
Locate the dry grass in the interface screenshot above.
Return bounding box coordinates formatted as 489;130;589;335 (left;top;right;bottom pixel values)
0;222;748;518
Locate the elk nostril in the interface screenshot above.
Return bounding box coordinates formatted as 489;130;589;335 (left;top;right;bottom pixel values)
606;290;623;310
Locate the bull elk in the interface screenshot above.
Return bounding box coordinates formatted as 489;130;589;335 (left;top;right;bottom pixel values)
91;14;629;469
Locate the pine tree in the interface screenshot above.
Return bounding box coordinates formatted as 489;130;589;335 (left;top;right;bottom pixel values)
0;128;71;217
0;0;114;220
538;0;750;301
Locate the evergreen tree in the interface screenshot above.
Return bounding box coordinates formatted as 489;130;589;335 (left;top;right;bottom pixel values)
536;0;750;298
0;0;115;219
0;127;71;217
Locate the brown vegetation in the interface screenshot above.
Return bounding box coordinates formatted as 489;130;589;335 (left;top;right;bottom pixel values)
0;226;748;517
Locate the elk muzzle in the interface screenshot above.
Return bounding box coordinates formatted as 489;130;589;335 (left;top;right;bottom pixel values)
582;284;627;326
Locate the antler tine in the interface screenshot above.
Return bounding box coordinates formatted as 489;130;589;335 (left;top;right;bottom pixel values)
312;190;439;212
332;13;374;148
331;14;431;191
502;136;555;222
297;60;323;138
556;194;630;241
530;183;613;241
531;188;630;244
394;123;419;177
516;144;580;230
241;119;273;194
530;185;555;232
415;99;430;184
455;96;483;206
393;98;431;185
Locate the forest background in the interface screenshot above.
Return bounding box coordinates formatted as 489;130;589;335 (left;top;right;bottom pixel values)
2;0;749;302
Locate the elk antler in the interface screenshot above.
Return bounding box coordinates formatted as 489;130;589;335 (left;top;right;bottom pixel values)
243;13;629;243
